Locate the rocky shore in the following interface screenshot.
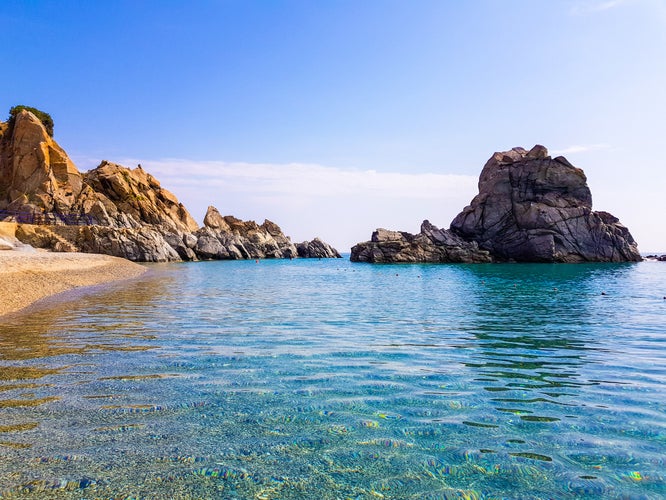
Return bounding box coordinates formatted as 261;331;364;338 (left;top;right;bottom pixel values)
352;145;641;263
0;109;340;262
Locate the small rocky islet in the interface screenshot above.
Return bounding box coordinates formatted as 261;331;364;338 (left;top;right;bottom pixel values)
0;108;340;261
351;145;641;263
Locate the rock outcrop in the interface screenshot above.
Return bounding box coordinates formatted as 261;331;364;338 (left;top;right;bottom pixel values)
352;145;641;263
351;221;491;263
193;206;299;260
296;238;342;258
0;109;84;214
0;109;340;261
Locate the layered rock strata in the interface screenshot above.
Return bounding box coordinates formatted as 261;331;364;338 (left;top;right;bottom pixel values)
352;145;641;263
0;109;339;261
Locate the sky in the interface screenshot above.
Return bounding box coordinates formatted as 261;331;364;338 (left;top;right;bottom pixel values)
1;0;665;252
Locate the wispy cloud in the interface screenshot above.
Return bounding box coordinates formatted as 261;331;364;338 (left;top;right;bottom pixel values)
109;158;479;250
570;0;631;15
120;159;476;200
550;144;611;156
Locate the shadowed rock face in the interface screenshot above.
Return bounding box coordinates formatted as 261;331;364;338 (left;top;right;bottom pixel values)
352;145;641;263
450;145;640;262
350;221;491;263
296;237;342;258
0;110;340;262
193;206;300;260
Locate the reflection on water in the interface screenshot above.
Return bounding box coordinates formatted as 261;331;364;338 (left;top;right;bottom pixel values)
0;260;664;498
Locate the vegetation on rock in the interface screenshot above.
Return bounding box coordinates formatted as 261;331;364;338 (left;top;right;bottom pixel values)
8;105;54;137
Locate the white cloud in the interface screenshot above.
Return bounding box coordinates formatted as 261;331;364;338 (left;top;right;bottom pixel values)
114;158;479;252
123;159;473;199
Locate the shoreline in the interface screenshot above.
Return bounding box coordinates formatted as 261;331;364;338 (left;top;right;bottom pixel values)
0;250;148;318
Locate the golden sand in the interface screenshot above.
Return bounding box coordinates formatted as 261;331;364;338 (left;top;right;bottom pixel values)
0;251;147;318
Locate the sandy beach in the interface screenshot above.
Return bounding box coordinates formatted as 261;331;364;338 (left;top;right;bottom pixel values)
0;250;147;318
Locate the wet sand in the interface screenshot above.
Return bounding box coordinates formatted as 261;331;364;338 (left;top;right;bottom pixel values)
0;251;147;318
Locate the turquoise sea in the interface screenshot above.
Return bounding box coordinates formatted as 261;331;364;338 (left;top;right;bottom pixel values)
0;257;665;499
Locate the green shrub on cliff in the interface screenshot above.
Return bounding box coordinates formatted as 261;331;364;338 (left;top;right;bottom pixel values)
8;105;54;137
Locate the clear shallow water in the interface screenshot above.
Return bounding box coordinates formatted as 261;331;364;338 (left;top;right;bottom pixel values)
0;258;665;499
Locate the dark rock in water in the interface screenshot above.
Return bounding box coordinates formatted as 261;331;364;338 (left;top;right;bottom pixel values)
450;145;641;262
350;220;491;263
352;145;641;263
0;108;340;261
297;238;342;258
646;254;666;262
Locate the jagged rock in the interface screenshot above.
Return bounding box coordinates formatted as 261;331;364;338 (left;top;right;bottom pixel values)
351;220;492;263
0;110;84;213
0;110;195;261
450;145;641;262
296;238;342;258
196;206;301;259
0;109;342;262
202;206;231;232
84;161;199;233
352;145;641;263
66;225;181;262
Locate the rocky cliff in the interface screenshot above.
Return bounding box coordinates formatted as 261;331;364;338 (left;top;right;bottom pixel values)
352;145;641;263
0;109;340;261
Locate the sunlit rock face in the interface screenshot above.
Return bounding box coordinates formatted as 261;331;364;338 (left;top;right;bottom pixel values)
0;110;341;262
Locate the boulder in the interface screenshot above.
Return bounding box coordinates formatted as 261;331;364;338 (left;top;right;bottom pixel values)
296;238;342;258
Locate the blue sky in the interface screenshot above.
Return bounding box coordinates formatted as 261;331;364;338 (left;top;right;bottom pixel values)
2;0;665;251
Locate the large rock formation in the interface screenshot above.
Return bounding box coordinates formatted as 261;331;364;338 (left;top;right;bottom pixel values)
0;109;85;214
0;109;340;261
352;145;641;263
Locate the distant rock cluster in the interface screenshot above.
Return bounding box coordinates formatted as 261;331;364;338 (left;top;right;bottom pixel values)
352;145;641;263
0;109;340;261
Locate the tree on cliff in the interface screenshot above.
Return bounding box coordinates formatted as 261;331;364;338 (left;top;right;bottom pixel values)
8;105;54;137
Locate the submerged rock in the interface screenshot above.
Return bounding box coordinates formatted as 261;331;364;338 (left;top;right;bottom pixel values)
352;145;641;263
